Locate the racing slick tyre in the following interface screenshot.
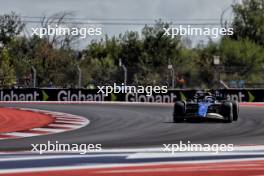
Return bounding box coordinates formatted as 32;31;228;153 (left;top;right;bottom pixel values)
173;101;185;123
231;101;239;121
221;101;233;123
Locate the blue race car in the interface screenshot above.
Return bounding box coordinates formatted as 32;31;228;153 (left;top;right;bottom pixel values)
173;91;239;123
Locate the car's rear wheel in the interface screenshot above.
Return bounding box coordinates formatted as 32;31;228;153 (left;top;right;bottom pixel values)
173;101;185;123
232;101;239;121
221;101;233;123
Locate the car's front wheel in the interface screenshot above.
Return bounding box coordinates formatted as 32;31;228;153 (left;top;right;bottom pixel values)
221;101;233;123
173;101;185;123
232;101;239;121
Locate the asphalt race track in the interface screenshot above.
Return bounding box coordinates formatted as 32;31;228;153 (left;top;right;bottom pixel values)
0;103;264;151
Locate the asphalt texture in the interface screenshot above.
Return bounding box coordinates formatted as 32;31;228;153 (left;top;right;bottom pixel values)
0;103;264;151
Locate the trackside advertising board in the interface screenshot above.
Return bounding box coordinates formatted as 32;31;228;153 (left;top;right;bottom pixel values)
0;89;263;102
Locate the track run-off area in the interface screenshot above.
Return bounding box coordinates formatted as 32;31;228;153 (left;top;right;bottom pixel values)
0;102;264;176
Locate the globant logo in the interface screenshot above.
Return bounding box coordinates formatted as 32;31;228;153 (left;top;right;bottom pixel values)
57;90;107;101
126;92;177;103
0;91;40;101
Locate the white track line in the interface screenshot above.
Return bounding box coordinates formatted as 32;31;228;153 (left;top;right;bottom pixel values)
3;132;40;137
54;120;84;124
48;124;81;128
32;128;66;133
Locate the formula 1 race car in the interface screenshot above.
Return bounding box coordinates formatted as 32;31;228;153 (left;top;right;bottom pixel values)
173;91;239;123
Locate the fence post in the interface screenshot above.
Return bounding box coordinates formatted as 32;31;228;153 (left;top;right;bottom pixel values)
31;66;37;88
77;65;82;88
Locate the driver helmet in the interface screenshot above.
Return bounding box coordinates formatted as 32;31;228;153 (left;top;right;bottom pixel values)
195;91;212;99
